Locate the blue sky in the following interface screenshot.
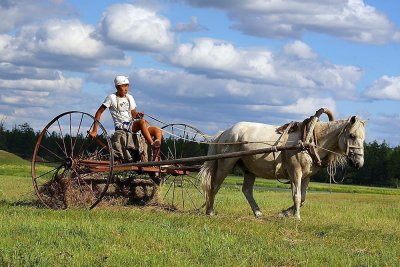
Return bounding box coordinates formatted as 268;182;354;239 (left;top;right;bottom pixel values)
0;0;400;145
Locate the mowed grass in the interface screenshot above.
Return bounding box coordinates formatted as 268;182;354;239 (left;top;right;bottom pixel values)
0;150;399;266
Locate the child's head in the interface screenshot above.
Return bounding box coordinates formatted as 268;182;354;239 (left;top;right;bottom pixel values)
114;75;129;97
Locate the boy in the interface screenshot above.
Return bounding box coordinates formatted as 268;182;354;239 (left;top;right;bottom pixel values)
89;75;162;160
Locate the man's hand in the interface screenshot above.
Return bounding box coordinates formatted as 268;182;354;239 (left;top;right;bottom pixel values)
136;111;144;119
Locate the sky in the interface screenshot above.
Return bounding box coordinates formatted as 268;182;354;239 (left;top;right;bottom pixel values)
0;0;400;145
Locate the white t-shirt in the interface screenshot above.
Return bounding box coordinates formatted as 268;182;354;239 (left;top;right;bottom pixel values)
103;93;137;129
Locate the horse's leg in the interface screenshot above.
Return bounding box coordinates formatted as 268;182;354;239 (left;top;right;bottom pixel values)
279;168;303;220
242;171;262;218
300;177;310;207
291;169;303;220
206;158;237;215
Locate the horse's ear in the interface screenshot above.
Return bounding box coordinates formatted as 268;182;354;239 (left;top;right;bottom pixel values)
350;116;357;124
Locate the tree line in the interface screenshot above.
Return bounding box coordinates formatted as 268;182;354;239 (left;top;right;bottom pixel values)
0;122;399;188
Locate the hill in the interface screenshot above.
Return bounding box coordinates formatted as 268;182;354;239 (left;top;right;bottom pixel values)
0;150;30;165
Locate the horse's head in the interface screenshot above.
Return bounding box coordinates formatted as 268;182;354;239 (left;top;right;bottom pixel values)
338;116;366;169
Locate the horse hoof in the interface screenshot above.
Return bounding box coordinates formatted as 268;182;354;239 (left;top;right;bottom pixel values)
278;210;292;218
206;210;215;216
278;212;288;218
254;211;263;218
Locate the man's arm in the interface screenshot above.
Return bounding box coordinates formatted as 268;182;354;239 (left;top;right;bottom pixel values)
131;108;144;119
89;105;107;138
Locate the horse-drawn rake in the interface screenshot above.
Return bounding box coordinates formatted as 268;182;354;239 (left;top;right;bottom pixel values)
32;108;356;216
31;111;212;212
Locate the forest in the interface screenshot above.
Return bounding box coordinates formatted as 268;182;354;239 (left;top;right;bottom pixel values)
0;122;399;188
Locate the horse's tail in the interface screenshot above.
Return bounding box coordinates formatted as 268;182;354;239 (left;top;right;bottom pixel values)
199;131;224;210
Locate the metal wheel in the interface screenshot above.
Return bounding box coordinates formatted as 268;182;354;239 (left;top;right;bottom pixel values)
31;111;114;209
158;123;209;212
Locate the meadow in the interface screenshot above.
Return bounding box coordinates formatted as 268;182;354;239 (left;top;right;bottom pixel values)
0;150;399;266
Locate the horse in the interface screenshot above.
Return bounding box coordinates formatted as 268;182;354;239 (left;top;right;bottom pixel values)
199;110;366;220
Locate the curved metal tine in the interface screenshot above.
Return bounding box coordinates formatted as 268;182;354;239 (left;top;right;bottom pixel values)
71;170;87;203
170;124;202;137
192;132;198;141
72;170;98;200
167;146;174;160
171;176;176;208
72;113;84;155
180;125;187;158
56;119;68;157
33;164;63;181
171;126;177;159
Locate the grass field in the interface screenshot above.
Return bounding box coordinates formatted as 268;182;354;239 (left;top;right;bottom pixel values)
0;150;399;266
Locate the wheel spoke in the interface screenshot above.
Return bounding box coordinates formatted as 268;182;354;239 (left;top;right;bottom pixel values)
57;119;68;157
72;113;84;154
33;165;63;181
162;176;175;201
185;175;204;195
184;185;198;210
69;113;73;157
39;144;64;161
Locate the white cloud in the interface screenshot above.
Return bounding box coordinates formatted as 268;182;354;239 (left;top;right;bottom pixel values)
363;76;400;100
180;0;400;44
278;97;336;116
99;3;174;52
0;19;129;71
173;16;207;32
0;0;74;33
166;38;361;98
0;76;81;93
282;41;317;60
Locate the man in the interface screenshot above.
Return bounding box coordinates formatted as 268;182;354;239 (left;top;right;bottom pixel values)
89;75;162;160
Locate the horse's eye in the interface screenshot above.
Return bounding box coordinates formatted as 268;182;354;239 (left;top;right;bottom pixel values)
349;133;356;140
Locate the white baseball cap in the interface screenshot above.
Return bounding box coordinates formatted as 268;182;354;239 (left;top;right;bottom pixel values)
114;75;129;86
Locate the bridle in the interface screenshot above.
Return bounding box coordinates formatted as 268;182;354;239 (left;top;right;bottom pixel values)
345;138;364;158
343;118;365;158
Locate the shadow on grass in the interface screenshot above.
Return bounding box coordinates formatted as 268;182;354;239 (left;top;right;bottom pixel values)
0;199;42;208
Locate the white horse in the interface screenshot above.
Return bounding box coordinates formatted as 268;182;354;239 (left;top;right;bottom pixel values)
200;112;366;220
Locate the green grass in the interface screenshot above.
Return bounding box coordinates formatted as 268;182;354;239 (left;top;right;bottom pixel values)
0;151;399;266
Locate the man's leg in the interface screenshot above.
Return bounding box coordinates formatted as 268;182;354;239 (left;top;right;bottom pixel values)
131;119;153;145
148;126;162;147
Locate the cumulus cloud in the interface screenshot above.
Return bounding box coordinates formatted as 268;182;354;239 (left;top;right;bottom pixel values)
179;0;400;44
165;38;361;98
0;70;102;131
363;76;400;100
282;41;317;60
0;0;75;33
173;16;207;32
278;97;336;116
98;3;174;52
0;19;130;71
